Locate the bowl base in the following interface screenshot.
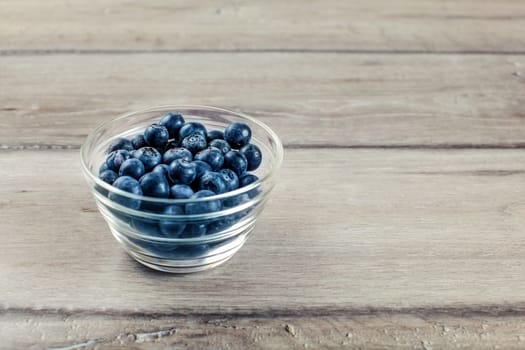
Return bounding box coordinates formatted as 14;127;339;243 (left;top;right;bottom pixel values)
110;226;253;273
130;251;237;273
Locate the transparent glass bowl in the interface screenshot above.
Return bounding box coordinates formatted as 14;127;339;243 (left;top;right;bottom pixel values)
80;106;283;273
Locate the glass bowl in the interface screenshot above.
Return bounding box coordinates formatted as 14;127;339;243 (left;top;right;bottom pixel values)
80;105;283;273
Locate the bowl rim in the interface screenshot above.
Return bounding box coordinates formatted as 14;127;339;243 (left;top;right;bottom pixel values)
80;105;284;204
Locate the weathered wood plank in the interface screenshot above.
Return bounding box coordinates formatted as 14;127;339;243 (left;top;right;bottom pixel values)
1;0;525;52
3;311;525;349
1;149;524;313
1;53;524;147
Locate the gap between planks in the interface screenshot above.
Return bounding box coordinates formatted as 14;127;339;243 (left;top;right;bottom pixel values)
2;49;525;56
1;143;525;151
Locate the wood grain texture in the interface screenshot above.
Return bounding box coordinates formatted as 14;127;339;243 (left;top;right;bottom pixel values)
1;53;525;148
3;311;525;349
1;149;525;314
1;0;525;52
3;0;525;347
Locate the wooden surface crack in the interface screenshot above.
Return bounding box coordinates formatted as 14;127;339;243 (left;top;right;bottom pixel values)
4;304;525;320
48;327;176;350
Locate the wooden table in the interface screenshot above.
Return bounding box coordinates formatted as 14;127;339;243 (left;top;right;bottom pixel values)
2;1;525;349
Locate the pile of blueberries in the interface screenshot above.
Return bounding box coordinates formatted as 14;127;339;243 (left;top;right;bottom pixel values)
97;112;262;241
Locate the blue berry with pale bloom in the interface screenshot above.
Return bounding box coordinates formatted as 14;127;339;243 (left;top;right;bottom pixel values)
209;139;231;155
152;164;171;179
179;122;207;140
185;190;221;214
119;158;145;179
133;147;162;171
131;134;147;149
159;205;186;236
219;169;239;191
192;160;212;179
99;170;118;184
163;147;192;164
170;184;194;199
168;159;197;185
144;124;169;149
108;176;142;209
105;150;131;172
240;143;262;171
224;122;251;149
206;130;224;142
182;133;207;154
198;172;228;194
224;150;248;176
159;112;185;139
139;172;170;198
194;147;224;171
107;137;134;153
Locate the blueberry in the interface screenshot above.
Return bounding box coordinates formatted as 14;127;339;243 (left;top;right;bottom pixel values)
99;161;109;174
144;124;169;149
118;158;145;180
240;144;262;171
170;184;194;199
108;176;142;209
159;205;186;237
99;170;118;184
139;240;178;255
151;164;171;179
224;150;248;176
192;160;212;178
128;236;172;254
232;206;253;222
240;174;259;187
207;216;236;234
139;172;170;198
194;147;224;171
198;172;228;194
224;122;251;149
218;169;239;191
192;189;218;199
182;133;207;154
177;243;210;256
131;134;147;149
105;150;131;172
133;147;162;171
180;224;207;238
223;193;250;208
209;139;231;155
179;122;207;140
185;190;221;214
107;137;134;153
159;112;185;139
163;147;192;164
239;174;260;198
206;130;224;142
168;159;197;185
139;200;166;214
130;217;161;236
